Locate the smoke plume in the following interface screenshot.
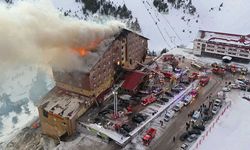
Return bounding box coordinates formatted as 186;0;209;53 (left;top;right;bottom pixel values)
0;0;125;72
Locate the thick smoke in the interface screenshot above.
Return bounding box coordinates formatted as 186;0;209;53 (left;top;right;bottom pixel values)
0;0;125;72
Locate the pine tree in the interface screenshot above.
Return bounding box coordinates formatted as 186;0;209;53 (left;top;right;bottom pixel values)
161;48;168;54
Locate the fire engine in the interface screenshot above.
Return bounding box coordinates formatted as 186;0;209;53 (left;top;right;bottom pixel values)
142;128;157;146
162;71;173;78
189;72;199;81
141;94;157;106
199;76;210;86
212;67;225;75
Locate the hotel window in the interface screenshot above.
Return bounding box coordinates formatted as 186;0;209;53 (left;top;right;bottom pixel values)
43;110;48;118
201;44;206;50
239;54;248;57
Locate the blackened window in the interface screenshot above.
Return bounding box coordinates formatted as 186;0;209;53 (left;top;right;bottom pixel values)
43;110;48;118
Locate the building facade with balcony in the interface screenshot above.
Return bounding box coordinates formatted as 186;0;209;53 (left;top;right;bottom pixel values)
193;30;250;62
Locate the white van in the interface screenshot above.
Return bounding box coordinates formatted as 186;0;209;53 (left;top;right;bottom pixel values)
173;101;185;112
182;95;193;106
164;110;175;122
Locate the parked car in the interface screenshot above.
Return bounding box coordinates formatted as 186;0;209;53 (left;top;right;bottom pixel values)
222;87;231;92
160;97;169;102
120;128;129;137
235;79;246;86
229;83;240;89
191;111;201;122
193;124;205;131
188;129;201;135
182;95;193;106
180;143;189;150
132;113;148;124
212;106;220;115
171;88;181;93
202;115;212;122
179;132;190;141
242;96;250;101
164;110;175;122
174;67;182;73
165;91;174;97
186;134;198;143
213;99;222;107
121;124;132;133
240;85;250;92
173;101;185;112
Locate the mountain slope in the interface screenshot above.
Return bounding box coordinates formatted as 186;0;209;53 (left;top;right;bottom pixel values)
111;0;250;51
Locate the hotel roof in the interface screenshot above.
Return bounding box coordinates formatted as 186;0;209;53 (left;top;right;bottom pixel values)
197;30;250;47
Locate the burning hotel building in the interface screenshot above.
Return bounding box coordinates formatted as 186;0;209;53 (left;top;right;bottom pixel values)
38;29;148;139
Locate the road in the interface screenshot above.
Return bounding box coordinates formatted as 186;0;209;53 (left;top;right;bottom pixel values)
151;76;224;150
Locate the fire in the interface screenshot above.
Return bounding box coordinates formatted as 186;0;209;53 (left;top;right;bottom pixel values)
73;39;102;57
74;47;89;56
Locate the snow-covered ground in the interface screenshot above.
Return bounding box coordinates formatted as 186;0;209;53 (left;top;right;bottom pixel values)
196;90;250;150
0;65;54;145
1;0;250;148
51;0;250;51
111;0;250;51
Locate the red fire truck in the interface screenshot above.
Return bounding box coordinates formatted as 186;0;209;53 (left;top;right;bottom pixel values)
142;128;157;146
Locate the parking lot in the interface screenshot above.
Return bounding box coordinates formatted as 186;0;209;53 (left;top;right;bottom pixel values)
74;53;250;150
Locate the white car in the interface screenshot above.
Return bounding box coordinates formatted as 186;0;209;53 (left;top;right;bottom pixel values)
182;95;193;106
214;99;222;106
229;83;239;89
173;101;185;112
180;143;189;150
164;110;175;122
222;87;231;92
191;111;201;122
212;106;219;115
235;79;246;86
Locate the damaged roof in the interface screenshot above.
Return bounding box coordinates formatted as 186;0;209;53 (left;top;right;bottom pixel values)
39;87;92;119
78;28;149;73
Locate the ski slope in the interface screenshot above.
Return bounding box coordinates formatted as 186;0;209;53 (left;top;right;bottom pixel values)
197;90;250;150
111;0;250;52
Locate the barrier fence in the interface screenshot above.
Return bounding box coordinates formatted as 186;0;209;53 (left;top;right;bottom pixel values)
190;101;232;150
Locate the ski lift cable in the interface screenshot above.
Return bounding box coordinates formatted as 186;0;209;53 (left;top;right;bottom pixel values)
145;0;183;42
144;0;177;46
142;0;172;48
141;0;172;49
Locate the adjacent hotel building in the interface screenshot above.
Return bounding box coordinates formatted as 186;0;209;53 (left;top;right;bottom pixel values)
193;30;250;62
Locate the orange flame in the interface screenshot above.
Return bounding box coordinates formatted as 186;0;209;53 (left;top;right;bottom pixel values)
74;47;89;56
73;39;102;57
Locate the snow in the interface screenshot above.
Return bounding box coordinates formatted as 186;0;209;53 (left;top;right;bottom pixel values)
0;65;53;145
110;0;250;52
191;90;250;150
1;0;250;148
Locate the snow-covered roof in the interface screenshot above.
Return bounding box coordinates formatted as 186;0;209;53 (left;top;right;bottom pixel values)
40;87;91;119
197;30;250;47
